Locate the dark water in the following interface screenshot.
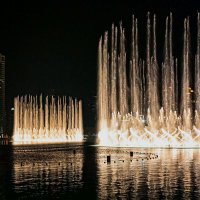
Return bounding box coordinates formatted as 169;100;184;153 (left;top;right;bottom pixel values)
0;143;200;199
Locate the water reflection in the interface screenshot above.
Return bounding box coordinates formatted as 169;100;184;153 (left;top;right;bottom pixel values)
0;139;9;145
96;148;200;199
1;145;200;199
12;144;84;199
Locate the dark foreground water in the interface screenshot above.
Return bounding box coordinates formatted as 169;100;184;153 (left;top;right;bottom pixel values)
0;143;200;199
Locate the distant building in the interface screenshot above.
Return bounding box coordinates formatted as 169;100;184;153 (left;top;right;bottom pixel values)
0;54;5;135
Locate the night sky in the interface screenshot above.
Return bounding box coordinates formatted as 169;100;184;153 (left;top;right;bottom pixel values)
1;0;200;128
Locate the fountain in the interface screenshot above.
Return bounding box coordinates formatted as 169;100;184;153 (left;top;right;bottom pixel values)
97;13;200;147
13;95;83;144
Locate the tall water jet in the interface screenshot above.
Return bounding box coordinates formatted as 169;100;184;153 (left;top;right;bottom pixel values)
146;13;160;128
13;95;83;144
195;13;200;128
130;16;140;115
97;13;200;147
181;17;192;130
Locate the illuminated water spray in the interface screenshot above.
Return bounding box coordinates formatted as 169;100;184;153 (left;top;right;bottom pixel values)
97;13;200;147
13;95;83;144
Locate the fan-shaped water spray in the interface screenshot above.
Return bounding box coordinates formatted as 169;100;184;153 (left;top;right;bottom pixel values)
13;95;83;144
97;13;200;147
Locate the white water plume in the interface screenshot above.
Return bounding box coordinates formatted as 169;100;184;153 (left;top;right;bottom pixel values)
97;13;200;147
13;95;83;144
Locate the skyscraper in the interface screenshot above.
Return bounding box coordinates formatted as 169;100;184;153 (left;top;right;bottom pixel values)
0;54;5;135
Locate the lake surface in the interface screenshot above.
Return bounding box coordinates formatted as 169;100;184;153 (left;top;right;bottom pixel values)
0;143;200;199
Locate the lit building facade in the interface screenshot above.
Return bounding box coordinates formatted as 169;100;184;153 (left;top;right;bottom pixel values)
0;54;5;135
